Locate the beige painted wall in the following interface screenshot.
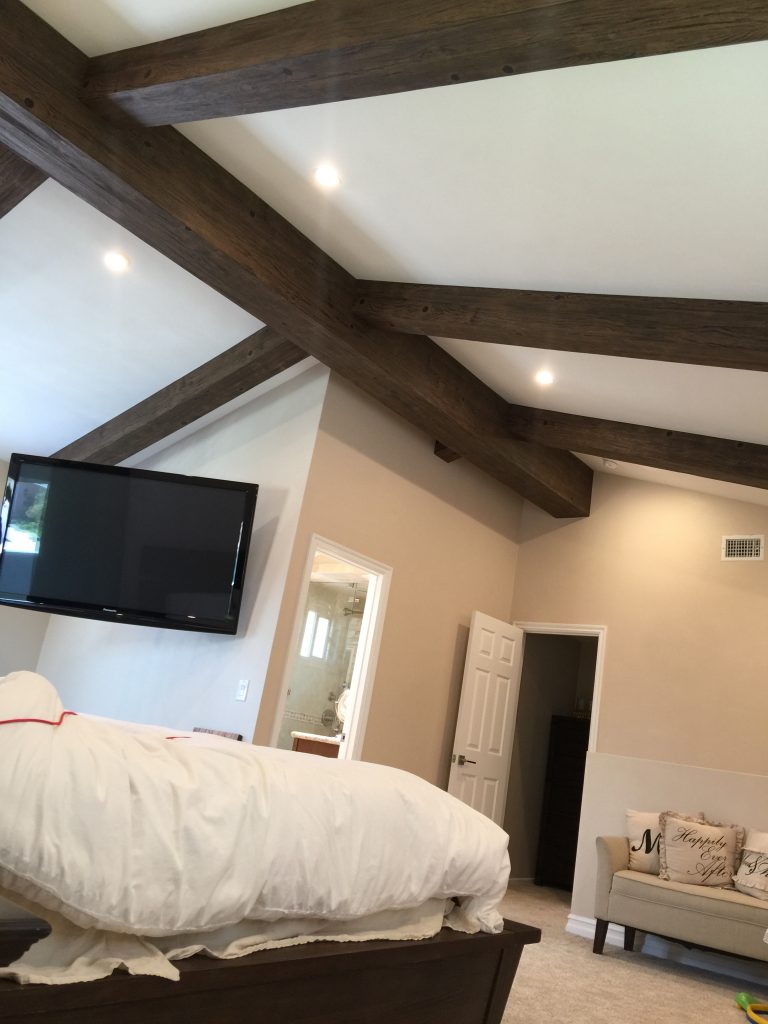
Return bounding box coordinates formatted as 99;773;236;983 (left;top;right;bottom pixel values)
254;375;522;786
513;472;768;777
512;472;768;923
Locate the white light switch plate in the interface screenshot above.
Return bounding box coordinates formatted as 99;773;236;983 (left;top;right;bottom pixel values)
236;678;249;701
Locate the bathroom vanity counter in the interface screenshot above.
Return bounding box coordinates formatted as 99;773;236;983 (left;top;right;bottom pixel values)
290;731;341;758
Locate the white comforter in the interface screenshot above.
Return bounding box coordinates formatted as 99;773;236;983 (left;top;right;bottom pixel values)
0;672;510;983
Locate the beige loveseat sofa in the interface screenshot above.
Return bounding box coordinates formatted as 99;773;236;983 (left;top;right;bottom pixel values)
594;836;768;963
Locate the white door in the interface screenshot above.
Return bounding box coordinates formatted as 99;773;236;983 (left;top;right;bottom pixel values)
448;611;524;825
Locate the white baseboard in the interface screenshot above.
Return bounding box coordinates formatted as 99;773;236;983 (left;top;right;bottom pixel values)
566;914;768;986
566;913;625;947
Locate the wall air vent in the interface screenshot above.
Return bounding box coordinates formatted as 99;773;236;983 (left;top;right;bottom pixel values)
721;535;764;561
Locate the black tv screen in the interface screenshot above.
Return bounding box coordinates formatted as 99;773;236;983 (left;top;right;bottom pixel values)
0;454;258;634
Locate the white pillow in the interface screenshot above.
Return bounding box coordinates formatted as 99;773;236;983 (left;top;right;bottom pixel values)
626;810;664;873
733;829;768;901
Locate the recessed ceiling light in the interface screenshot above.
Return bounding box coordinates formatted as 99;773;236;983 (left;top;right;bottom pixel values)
103;250;130;273
313;162;341;189
534;369;555;386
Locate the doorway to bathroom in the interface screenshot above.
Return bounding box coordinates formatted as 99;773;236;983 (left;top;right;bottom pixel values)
272;536;392;761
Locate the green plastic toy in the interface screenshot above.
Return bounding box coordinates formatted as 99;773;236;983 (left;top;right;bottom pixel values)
735;992;768;1023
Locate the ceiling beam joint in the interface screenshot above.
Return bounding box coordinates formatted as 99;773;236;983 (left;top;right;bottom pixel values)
0;0;592;517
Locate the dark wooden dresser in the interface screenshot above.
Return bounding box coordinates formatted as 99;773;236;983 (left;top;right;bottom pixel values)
534;714;590;890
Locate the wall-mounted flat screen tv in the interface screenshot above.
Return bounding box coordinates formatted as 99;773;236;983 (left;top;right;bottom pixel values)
0;454;258;635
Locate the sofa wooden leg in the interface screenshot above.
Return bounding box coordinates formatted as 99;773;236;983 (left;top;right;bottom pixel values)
593;918;609;954
623;926;636;951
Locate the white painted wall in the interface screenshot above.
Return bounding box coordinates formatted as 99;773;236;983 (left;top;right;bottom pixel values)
0;605;50;677
0;458;51;676
35;366;328;738
0;461;51;922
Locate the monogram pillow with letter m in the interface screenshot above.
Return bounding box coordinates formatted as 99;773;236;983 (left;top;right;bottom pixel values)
626;810;664;873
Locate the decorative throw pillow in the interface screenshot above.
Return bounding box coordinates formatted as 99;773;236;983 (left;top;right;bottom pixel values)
626;810;664;873
626;809;703;874
733;829;768;901
659;812;744;888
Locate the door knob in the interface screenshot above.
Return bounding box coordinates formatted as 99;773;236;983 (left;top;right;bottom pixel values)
456;754;477;766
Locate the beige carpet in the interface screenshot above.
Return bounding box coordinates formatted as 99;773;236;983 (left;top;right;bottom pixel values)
500;883;767;1024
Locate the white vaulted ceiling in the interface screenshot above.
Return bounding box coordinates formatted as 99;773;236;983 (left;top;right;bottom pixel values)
3;1;768;504
0;180;262;459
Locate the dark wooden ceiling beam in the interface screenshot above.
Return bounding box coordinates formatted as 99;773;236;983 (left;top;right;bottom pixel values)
0;0;592;517
81;0;768;126
356;282;768;373
53;328;306;465
0;143;46;218
508;404;768;490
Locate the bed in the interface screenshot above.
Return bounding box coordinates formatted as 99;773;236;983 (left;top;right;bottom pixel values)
0;917;540;1022
0;670;540;1018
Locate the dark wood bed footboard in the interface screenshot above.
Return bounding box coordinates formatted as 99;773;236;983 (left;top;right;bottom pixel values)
0;919;540;1024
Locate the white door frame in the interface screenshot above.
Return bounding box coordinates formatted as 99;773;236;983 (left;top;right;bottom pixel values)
270;534;392;760
512;621;607;752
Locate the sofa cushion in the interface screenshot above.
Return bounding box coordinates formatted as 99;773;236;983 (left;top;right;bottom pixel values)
611;870;768;926
659;812;744;888
734;829;768;901
606;869;768;962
